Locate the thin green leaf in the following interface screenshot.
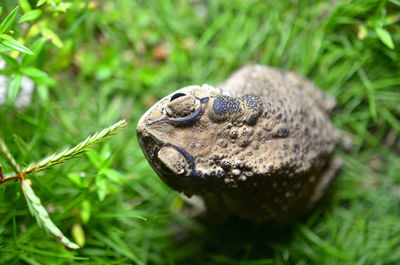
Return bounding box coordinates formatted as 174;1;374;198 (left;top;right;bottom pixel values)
389;0;400;6
375;27;395;49
18;0;32;12
36;0;48;7
21;67;55;86
103;168;124;183
40;26;63;48
300;225;348;260
71;223;85;247
0;54;19;70
19;254;42;265
0;7;2;17
19;9;42;23
67;173;82;187
358;69;377;122
95;176;107;201
0;38;34;55
0;33;13;40
21;179;80;249
16;244;88;259
80;200;91;224
8;74;22;105
21;37;46;66
21;67;48;79
91;229;143;264
36;84;49;104
0;6;20;34
0;137;21;174
379;107;400;134
0;68;13;76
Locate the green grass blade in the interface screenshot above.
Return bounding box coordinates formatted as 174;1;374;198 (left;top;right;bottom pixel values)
21;179;80;250
0;6;19;34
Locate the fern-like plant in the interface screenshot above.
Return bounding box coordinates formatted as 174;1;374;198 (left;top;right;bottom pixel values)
0;120;127;249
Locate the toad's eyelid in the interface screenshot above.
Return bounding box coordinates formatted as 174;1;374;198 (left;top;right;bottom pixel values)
147;97;209;126
166;106;203;124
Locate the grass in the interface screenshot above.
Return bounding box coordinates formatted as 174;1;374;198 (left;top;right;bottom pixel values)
0;0;399;264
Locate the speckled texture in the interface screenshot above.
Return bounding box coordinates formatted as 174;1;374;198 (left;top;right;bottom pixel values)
136;65;351;223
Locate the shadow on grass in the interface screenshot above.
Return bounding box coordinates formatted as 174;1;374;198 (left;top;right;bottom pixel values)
170;190;338;264
169;213;297;264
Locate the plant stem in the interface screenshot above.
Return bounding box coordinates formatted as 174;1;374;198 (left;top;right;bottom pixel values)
0;119;127;185
23;119;127;176
0;137;21;174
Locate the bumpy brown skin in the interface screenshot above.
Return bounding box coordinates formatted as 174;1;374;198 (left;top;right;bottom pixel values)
137;65;349;224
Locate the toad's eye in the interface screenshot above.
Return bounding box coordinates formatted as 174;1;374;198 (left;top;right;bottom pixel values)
170;93;186;102
166;94;201;118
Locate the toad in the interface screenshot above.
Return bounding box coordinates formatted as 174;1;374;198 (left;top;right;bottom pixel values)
136;65;351;223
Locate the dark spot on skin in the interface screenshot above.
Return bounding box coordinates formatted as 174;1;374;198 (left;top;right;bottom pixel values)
276;113;282;119
217;170;225;178
209;160;215;166
294;144;299;150
241;94;263;111
214;155;220;160
269;165;274;169
170;93;186;101
213;96;242;115
221;160;231;169
200;97;209;104
190;171;203;179
275;128;290;138
210;171;216;178
231;130;238;138
240;94;263;124
248;114;258;125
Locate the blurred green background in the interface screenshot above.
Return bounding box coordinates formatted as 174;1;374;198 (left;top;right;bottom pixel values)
0;0;399;264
